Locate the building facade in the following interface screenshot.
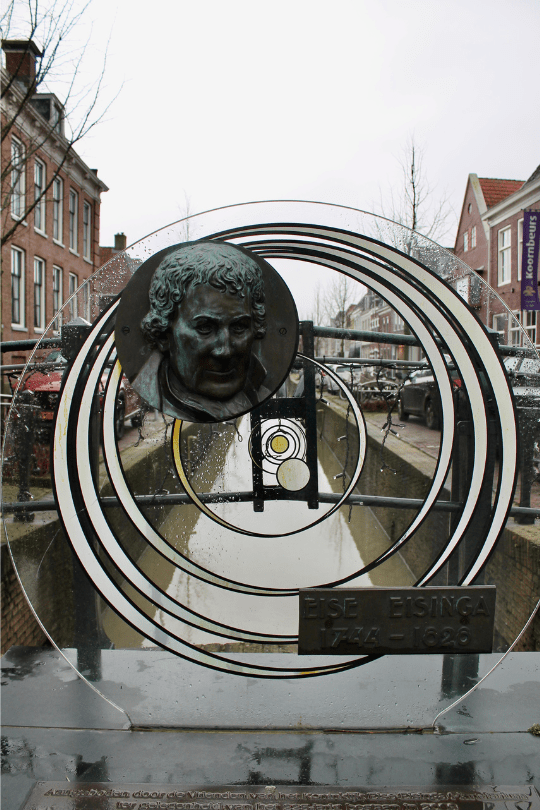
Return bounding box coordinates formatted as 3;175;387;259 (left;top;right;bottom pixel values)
454;169;540;347
1;40;108;368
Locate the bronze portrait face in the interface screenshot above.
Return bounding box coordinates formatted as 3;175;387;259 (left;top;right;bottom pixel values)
162;283;256;400
115;240;299;423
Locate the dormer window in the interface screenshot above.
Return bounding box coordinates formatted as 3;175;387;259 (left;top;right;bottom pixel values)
28;95;65;137
51;103;64;134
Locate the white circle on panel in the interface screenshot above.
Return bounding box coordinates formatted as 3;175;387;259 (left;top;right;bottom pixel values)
277;458;311;491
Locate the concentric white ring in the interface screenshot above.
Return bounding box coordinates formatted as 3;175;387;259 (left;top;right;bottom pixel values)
51;202;519;677
170;356;367;539
54;308;356;677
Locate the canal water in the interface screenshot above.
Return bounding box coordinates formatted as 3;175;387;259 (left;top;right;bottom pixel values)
103;416;415;650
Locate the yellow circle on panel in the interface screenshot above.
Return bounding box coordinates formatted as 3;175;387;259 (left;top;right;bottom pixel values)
271;434;289;454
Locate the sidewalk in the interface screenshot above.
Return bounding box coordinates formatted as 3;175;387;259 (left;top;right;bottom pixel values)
358;402;540;514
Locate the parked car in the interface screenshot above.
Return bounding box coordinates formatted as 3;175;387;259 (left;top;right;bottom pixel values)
397;351;540;431
17;351;146;443
503;353;540;481
317;363;342;394
502;354;540;404
328;364;363;395
397;362;462;430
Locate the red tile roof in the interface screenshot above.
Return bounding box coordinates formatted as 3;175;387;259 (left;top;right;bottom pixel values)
478;177;524;208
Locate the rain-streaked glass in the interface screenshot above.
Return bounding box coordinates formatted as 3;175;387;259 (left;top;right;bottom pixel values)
2;202;538;729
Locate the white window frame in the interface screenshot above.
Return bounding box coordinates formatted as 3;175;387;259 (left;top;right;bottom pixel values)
34;257;46;331
11;247;25;327
463;230;469;252
471;225;476;249
493;312;507;342
34;158;46;233
52;265;62;332
498;226;512;285
509;310;522;347
83;201;92;260
53;177;63;243
517;218;524;282
11;137;25;220
82;280;91;320
69;189;78;253
522;310;538;347
68;272;78;321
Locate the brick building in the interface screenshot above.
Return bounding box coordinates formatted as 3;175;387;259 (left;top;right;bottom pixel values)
100;232;128;266
1;40;108;368
454;168;540;347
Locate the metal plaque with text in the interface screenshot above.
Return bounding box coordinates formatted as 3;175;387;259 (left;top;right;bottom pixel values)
21;783;538;810
298;587;496;655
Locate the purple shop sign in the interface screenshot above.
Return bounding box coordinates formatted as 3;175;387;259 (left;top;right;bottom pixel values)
521;209;540;311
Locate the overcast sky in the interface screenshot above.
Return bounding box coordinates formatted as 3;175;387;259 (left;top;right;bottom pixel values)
75;0;539;244
7;0;540;312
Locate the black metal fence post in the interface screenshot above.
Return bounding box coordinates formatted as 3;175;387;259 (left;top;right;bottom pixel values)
516;406;540;525
14;390;35;523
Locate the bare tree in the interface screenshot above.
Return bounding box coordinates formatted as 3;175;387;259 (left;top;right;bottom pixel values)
177;191;195;242
378;136;455;246
324;274;361;357
1;0;118;247
374;136;455;360
309;281;325;355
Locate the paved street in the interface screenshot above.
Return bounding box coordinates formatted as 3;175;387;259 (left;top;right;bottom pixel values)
357;399;540;515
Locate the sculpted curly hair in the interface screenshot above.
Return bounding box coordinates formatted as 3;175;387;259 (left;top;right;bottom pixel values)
140;241;267;350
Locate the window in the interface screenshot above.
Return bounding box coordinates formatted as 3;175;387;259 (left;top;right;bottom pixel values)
518;218;524;282
83;201;91;260
471;225;476;249
493;312;507;342
509;311;521;347
53;177;63;242
11;247;25;326
11;137;25;219
68;272;78;320
34;159;46;232
69;190;78;252
463;231;469;252
82;280;90;320
51;103;63;135
523;310;538;346
34;257;45;330
498;227;511;284
510;311;539;348
52;266;62;331
456;277;469;303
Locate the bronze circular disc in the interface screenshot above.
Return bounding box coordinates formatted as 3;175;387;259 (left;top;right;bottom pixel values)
115;240;299;423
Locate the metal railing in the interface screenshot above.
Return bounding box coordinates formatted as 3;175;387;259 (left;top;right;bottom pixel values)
2;326;539;522
3;491;539;518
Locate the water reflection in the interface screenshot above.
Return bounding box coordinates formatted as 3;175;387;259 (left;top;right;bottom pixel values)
103;417;414;649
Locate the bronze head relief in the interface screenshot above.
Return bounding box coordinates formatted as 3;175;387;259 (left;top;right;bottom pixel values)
134;241;270;422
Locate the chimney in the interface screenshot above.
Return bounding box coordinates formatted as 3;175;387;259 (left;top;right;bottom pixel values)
114;233;127;251
2;40;42;88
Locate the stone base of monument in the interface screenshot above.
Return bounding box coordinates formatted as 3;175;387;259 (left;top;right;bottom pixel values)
2;647;539;809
